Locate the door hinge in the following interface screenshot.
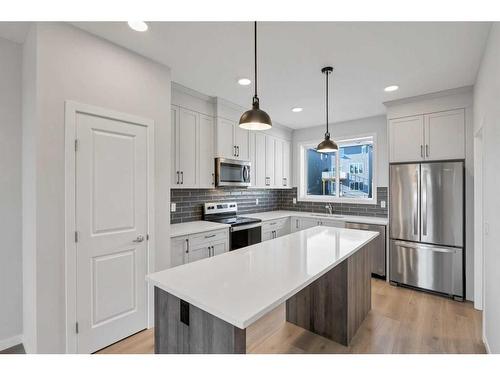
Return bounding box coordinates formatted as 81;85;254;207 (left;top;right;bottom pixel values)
74;139;79;152
74;231;79;243
75;322;79;334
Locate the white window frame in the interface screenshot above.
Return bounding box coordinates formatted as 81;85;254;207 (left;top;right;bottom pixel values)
298;133;377;205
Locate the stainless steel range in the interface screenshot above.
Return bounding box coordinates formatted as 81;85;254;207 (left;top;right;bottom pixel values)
204;202;262;251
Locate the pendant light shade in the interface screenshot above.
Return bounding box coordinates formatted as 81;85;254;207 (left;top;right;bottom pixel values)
239;21;272;130
317;66;338;153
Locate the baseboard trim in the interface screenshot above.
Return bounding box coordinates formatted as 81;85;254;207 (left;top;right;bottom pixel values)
483;333;491;354
0;334;23;352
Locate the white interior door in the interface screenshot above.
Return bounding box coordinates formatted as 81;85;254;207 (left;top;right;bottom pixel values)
75;111;149;353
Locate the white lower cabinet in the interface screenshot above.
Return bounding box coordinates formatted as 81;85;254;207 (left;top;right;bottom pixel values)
291;216;345;233
261;218;290;242
170;229;229;267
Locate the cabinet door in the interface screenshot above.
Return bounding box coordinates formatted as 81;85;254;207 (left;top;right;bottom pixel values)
248;132;256;186
186;243;210;264
234;125;249;160
254;133;267;187
276;218;291;237
171;106;180;186
216;118;236;158
265;136;275;186
299;218;318;230
261;229;274;242
425;109;465;161
170;236;187;267
283;141;291;187
389;115;424;163
211;240;228;256
199;114;215;187
178;108;198;187
275;139;283;187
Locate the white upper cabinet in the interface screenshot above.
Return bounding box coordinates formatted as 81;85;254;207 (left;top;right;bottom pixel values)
171;105;215;188
254;133;267;187
274;139;283;187
178;108;198;187
265;136;275;187
424;109;465;161
216;118;235;159
283;141;291;187
215;118;250;160
199;114;216;187
389;109;465;163
389;115;425;163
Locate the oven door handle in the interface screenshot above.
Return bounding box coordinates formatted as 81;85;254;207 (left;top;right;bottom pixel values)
230;223;262;232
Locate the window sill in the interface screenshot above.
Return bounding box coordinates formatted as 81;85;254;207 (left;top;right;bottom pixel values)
297;195;378;205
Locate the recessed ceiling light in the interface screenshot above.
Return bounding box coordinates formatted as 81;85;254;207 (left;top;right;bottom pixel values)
384;85;399;92
291;107;303;113
127;21;148;32
238;78;252;86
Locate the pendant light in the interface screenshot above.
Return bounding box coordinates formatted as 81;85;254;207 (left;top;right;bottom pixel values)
316;66;338;153
239;21;272;130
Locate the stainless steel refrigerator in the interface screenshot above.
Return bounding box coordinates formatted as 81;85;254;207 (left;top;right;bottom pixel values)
389;161;464;299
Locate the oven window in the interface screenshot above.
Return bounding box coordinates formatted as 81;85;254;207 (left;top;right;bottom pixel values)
231;226;261;250
221;163;244;182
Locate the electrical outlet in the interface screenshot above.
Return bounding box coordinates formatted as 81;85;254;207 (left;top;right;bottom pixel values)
293;198;297;204
256;198;259;205
380;200;386;208
170;203;176;212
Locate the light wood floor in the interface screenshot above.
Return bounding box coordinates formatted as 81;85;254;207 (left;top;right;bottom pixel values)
96;279;485;354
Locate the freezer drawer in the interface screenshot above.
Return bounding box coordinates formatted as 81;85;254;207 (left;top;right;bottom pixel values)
346;222;386;277
390;240;463;297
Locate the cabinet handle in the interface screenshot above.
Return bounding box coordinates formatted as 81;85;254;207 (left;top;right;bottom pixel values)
180;171;184;184
212;173;215;185
420;145;423;158
233;145;237;157
296;219;299;229
176;171;180;184
185;239;189;253
205;234;216;239
426;144;429;157
237;146;240;157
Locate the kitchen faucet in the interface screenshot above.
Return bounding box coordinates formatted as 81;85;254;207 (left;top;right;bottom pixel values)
325;203;333;215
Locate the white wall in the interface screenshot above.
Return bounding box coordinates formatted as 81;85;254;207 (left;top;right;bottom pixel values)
22;22;171;353
0;36;23;349
292;115;388;188
474;22;500;354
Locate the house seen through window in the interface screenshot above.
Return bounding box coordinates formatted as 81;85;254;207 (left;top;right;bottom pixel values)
303;136;374;201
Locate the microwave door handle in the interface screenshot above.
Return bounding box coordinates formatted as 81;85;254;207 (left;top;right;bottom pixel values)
243;166;250;182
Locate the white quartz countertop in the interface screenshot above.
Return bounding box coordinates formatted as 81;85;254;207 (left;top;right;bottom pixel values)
244;210;389;226
170;221;230;238
148;226;379;329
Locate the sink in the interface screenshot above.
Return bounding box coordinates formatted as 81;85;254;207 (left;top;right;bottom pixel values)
311;213;344;219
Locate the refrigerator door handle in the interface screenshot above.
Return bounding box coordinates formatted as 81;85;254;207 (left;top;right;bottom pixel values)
422;169;427;236
413;169;419;236
393;241;458;254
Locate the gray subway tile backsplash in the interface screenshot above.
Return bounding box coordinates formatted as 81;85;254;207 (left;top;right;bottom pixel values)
170;186;388;223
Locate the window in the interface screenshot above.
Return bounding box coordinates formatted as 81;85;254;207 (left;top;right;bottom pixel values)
299;136;375;203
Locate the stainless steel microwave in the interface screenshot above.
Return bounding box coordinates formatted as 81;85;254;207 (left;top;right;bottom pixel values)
215;158;251;187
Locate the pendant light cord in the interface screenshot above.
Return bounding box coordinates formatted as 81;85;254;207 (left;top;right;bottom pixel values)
326;69;329;135
254;21;258;104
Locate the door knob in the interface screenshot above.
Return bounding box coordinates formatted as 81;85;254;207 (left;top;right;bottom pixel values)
133;235;145;243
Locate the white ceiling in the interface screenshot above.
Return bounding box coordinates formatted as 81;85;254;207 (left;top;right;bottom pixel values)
1;22;492;129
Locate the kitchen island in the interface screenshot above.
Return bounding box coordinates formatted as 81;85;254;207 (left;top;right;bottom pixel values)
147;226;379;354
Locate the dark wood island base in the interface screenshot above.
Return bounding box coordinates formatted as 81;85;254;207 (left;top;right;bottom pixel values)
154;244;372;354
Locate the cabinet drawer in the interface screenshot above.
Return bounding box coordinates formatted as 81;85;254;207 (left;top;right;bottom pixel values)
189;229;228;248
262;218;288;232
